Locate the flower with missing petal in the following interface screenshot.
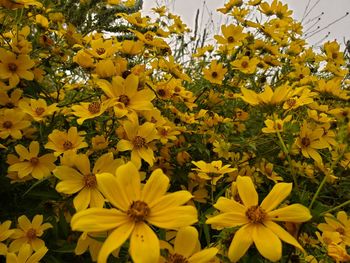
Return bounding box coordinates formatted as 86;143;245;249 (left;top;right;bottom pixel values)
71;162;197;263
206;176;311;262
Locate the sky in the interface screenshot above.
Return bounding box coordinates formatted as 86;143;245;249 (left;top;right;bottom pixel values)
142;0;350;48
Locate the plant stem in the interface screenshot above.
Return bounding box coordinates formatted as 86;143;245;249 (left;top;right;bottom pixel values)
321;199;350;215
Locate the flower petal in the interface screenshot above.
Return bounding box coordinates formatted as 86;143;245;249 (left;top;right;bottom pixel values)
236;176;258;207
174;226;198;258
97;221;134;263
141;169;169;206
206;212;248;228
252;224;282;262
188;247;218;263
268;204;312;223
115;162;141;202
214;197;246;213
228;224;253;263
71;208;129;232
149;191;193;211
130;222;159;263
148;206;197;229
73;188;91;211
260;183;292;212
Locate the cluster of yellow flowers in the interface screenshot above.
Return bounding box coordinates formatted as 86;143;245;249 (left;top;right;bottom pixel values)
0;0;349;262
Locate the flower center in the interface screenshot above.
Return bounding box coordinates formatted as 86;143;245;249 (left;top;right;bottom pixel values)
241;61;249;68
8;62;18;72
211;71;218;78
157;89;166;97
127;201;150;222
227;36;234;43
135;17;143;24
132;136;146;149
145;33;154;41
118;95;130;106
166;253;189;263
83;173;97;188
35;107;45;116
332;52;338;59
96;48;106;55
63;140;73;150
88;102;101;114
336;227;345;235
301;137;311;147
30;157;40;166
26;228;37;240
5;102;15;108
2;121;13;129
286;98;296;107
245;205;266;224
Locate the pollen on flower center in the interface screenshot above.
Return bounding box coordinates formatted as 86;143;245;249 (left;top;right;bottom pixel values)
245;205;267;223
35;107;45;116
336;227;345;235
211;71;218;78
166;253;189;263
96;48;106;55
127;200;150;222
8;62;18;72
2;121;13;129
118;95;130;106
301;137;311;147
227;36;234;43
241;61;249;68
287;98;296;107
26;228;37;240
83;173;97;188
145;33;154;41
88;102;101;114
132;136;146;149
30;157;40;165
157;89;166;97
63;140;73;150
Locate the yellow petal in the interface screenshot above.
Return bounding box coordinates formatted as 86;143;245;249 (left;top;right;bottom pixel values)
129;222;159;263
115;162;141;203
71;208;129;232
252;224;281;262
148;206;197;229
268;204;312;223
97;221;134;263
141;169;169;207
26;246;48;263
228;224;253;262
149;191;193;211
73;188;91;211
214;197;246;213
174;226;198;258
260;183;292;212
206;212;248;227
18;215;31;232
236;176;258;207
189;247;218;263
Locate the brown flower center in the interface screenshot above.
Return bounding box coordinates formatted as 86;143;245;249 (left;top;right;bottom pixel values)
227;36;234;43
26;228;37;240
166;253;189;263
332;52;338;59
211;71;218;78
157;89;166;97
132;136;146;149
118;95;130;106
35;107;45;116
241;61;249;68
30;157;40;166
286;98;296;107
8;62;18;72
245;205;266;223
336;227;345;235
83;173;97;188
301;137;311;147
2;121;13;129
135;17;143;24
63;140;73;150
96;48;106;55
127;201;150;222
145;33;154;41
88;102;101;114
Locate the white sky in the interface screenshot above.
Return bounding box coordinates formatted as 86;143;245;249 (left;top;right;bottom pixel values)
143;0;350;48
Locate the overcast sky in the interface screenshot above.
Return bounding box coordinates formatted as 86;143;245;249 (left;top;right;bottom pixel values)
143;0;350;48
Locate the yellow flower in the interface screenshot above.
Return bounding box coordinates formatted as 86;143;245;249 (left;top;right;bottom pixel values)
75;232;104;262
203;60;227;85
318;211;350;246
262;115;292;133
45;127;88;156
117;120;159;168
0;109;31;139
9;215;52;252
240;85;291;106
192;160;236;185
8;141;56;180
0;88;23;109
71;100;110;125
88;38;119;59
0;49;34;87
206;176;311;262
160;226;218;263
121;40;144;55
214;24;247;49
231;56;260;74
71;162;197;263
19;98;58;122
327;242;350;262
6;244;48;263
0;220;14;255
54;152;122;211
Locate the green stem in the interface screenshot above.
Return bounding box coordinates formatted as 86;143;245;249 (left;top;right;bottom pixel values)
308;175;327;210
321;199;350;215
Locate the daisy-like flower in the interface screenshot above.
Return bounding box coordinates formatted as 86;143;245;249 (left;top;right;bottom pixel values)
54;152;123;211
191;160;236;185
231;56;260;74
240;85;291;106
71;162;198;263
0;49;34;87
262;115;292;133
44;127;88;156
71;100;110;125
0;89;22;109
203;60;227;85
8;141;56;180
95;74;155;118
9;215;52;252
117;119;159;168
160;226;218;263
0;109;31;139
6;244;48;263
214;24;247;49
18;98;58;122
0;221;14;255
206;176;312;262
75;232;105;262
